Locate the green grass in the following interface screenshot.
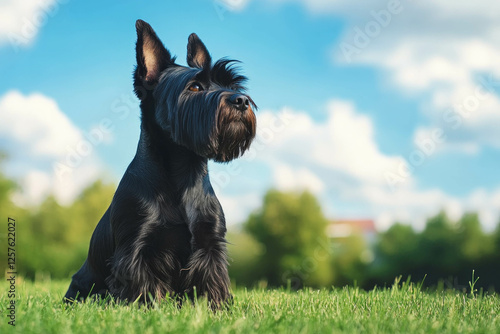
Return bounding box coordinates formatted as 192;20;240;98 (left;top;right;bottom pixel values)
0;279;499;333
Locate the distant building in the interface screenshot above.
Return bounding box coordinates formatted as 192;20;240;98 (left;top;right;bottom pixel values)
327;219;377;244
327;219;377;263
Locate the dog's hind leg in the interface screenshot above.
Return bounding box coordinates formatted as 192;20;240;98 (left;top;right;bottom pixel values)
64;259;107;302
64;209;113;303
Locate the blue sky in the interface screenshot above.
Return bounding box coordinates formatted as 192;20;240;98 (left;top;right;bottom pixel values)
1;0;499;230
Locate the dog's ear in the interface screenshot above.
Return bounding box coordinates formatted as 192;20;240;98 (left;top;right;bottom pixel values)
187;33;212;69
135;20;173;86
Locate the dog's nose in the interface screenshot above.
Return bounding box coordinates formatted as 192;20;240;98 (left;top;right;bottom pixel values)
229;94;250;111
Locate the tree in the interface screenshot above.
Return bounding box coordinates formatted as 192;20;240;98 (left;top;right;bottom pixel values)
456;212;494;262
67;180;116;244
0;153;16;216
455;214;498;290
0;154;20;272
371;223;420;285
333;233;370;286
417;211;461;281
226;229;265;287
244;190;333;288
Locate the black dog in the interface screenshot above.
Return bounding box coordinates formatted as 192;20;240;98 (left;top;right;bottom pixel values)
64;20;256;307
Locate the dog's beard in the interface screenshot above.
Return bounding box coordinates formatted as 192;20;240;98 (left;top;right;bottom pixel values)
212;103;256;163
163;90;256;162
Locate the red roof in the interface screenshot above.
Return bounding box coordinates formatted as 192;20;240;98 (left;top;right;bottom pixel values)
332;219;376;232
327;219;376;238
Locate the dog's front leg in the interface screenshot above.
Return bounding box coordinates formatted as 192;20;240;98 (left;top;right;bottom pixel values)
182;197;231;308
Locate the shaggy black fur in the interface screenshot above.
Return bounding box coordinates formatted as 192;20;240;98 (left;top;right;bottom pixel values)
64;19;256;308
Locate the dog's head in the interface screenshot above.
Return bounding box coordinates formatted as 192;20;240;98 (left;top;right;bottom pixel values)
133;20;256;163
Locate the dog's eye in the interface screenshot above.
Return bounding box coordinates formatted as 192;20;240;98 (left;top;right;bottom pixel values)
188;83;204;92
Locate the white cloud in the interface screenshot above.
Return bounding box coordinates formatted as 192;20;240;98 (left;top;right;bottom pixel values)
0;91;82;158
256;101;407;188
0;0;58;48
0;90;104;205
272;163;324;194
217;192;261;225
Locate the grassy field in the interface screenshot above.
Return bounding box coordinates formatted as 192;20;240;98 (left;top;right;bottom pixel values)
0;279;499;333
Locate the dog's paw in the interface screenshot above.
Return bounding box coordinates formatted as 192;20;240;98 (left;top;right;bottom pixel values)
182;248;231;308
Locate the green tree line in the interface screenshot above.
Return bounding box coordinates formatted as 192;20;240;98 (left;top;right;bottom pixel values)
0;158;499;290
229;191;500;291
0;155;115;279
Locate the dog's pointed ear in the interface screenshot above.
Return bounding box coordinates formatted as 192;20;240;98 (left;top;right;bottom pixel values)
187;33;212;69
135;20;173;86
